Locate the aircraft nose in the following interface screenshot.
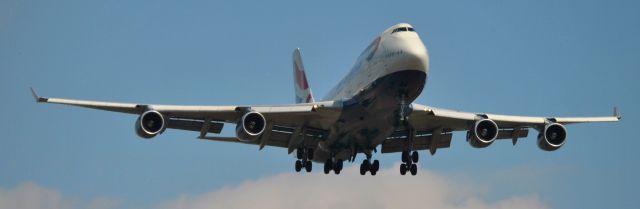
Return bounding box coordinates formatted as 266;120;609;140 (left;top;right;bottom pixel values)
386;36;429;72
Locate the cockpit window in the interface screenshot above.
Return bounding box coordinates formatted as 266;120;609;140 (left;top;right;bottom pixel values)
391;27;415;34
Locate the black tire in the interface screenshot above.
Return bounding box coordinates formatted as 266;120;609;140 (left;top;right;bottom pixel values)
336;160;344;171
401;151;409;163
360;162;367;175
410;163;417;176
412;151;419;163
308;149;314;160
372;160;380;172
305;161;312;172
362;159;370;171
334;168;341;175
324;160;332;174
295;160;302;172
296;149;304;160
371;170;377;176
400;163;407;175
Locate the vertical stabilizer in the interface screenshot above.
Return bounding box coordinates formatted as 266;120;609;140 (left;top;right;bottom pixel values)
293;48;315;103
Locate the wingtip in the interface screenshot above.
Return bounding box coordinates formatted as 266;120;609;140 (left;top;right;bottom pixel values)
614;106;621;119
30;87;47;103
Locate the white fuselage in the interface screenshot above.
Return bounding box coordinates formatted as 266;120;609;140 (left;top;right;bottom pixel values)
324;23;429;101
314;23;430;162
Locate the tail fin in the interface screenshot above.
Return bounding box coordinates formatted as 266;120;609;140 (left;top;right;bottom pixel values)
293;48;315;103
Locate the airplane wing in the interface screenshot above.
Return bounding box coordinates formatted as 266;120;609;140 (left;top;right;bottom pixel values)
381;103;620;154
31;88;341;151
409;103;620;131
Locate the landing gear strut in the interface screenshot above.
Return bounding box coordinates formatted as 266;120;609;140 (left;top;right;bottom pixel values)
359;154;380;176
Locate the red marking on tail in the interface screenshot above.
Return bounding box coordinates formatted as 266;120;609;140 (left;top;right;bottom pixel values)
295;64;309;89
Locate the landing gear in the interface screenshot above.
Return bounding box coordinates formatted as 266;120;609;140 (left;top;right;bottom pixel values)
324;159;333;174
400;150;419;175
359;154;380;176
409;163;417;176
305;160;312;172
295;148;314;173
360;159;369;175
295;160;302;172
371;160;380;175
333;160;343;174
296;148;314;160
411;151;419;163
295;160;312;173
324;158;343;175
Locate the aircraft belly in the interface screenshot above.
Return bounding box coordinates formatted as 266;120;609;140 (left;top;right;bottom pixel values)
321;69;427;161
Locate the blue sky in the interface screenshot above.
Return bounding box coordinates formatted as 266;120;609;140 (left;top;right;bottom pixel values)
1;0;638;208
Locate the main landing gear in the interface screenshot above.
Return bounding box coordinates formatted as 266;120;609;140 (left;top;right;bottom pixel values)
400;150;418;176
359;153;380;176
295;148;313;173
324;159;344;175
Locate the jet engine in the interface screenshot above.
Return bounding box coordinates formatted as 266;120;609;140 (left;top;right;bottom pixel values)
236;111;267;142
537;123;567;151
135;110;166;139
468;119;499;148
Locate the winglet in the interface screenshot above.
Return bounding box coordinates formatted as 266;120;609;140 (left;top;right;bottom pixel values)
614;106;621;119
30;87;48;103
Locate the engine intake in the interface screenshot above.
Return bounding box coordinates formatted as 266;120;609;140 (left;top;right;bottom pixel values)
537;123;567;151
135;110;166;138
236;111;267;142
468;119;499;148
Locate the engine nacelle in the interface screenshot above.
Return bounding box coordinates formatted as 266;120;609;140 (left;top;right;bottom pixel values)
537;123;567;151
135;110;166;139
235;111;267;142
467;119;499;148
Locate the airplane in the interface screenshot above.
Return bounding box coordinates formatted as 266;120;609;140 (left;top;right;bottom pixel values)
31;23;620;176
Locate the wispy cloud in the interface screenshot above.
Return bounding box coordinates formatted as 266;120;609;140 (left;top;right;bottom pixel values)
0;164;550;209
157;163;550;209
0;182;120;209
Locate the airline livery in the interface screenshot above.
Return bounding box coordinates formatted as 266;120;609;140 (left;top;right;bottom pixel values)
32;23;620;175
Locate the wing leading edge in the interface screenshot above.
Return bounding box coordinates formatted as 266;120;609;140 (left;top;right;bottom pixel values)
31;88;342;150
409;103;620;132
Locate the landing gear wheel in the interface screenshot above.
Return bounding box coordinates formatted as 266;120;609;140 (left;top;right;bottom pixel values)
296;149;304;160
308;149;314;160
333;160;343;175
401;151;409;163
400;163;407;175
360;162;367;175
410;163;417;176
324;160;332;174
295;160;302;172
304;161;312;172
362;159;371;171
411;151;419;163
372;160;380;172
